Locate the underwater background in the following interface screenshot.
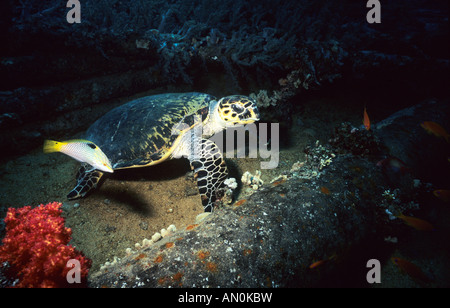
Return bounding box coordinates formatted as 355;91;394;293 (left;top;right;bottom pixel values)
0;0;449;288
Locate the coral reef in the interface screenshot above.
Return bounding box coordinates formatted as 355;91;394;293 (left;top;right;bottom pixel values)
1;0;447;160
0;202;91;288
88;154;387;288
329;122;382;156
241;170;264;190
303;140;336;173
222;177;238;205
224;178;237;190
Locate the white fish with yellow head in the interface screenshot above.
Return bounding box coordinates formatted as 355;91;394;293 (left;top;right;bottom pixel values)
43;139;114;173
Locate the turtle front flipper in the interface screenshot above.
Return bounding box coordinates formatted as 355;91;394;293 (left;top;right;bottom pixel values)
188;137;228;212
67;163;104;200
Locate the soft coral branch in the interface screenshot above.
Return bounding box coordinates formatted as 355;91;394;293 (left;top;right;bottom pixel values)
0;202;91;288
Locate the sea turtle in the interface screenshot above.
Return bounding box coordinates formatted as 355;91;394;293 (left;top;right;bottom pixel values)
66;92;259;212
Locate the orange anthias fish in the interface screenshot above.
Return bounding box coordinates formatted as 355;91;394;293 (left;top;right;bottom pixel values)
320;186;330;195
363;107;370;131
309;259;327;269
433;190;450;203
420;121;449;142
309;254;337;269
396;214;436;231
391;257;432;283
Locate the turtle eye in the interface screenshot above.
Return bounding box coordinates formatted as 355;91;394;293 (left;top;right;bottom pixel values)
231;104;244;113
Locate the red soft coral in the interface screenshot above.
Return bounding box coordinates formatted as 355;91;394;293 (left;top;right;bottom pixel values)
0;202;91;288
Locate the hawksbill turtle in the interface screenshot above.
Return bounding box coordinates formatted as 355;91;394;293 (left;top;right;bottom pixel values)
65;92;259;212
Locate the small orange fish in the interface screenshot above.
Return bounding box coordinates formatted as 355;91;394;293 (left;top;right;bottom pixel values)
309;254;337;269
320;186;330;195
234;199;247;206
363;107;370;131
309;259;327;269
396;214;435;231
272;178;287;186
421;121;449;142
433;190;450;203
391;257;432;283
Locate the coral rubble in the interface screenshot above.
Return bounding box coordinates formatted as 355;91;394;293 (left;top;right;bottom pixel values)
329;122;381;156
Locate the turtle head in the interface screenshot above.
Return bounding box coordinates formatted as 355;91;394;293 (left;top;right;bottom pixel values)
217;95;260;125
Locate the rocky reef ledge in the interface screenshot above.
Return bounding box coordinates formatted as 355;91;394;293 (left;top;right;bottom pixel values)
90;155;382;288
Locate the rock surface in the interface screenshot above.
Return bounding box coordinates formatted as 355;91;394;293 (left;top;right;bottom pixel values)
375;99;450;187
89;154;384;288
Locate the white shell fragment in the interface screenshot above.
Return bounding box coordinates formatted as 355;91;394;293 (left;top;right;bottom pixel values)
151;232;162;242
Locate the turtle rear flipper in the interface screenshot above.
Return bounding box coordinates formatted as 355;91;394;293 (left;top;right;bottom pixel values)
67;163;104;199
188;136;228;212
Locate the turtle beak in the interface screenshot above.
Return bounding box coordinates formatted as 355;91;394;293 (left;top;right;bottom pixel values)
252;107;260;121
244;107;260;123
238;107;260;124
